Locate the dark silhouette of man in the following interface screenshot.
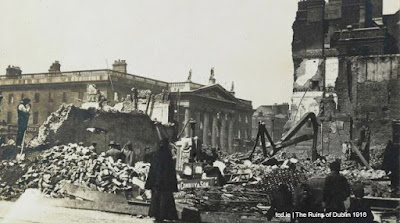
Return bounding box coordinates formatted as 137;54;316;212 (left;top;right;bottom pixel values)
145;138;178;222
323;160;351;223
105;141;125;163
16;98;31;147
266;184;294;222
382;140;399;192
294;183;324;223
348;183;374;223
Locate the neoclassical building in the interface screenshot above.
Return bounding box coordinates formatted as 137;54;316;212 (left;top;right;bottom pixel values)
169;70;253;152
0;61;253;153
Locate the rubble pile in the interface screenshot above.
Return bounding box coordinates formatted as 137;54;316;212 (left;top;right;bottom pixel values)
29;104;73;147
301;158;392;197
176;185;271;214
179;148;394;213
176;150;306;214
0;144;150;200
0;160;30;200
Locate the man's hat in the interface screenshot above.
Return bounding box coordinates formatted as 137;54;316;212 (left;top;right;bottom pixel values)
109;141;117;146
22;98;31;104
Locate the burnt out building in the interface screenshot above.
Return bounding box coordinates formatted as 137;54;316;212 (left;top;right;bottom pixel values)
252;104;289;142
290;0;400;156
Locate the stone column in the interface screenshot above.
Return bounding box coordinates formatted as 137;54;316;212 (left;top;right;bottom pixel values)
203;112;210;145
195;111;201;139
211;114;218;148
184;108;190;137
220;113;227;152
228;117;234;153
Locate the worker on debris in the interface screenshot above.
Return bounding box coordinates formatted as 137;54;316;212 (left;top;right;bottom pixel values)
145;138;178;222
348;183;374;223
323;160;351;222
89;142;97;152
382;140;399;192
121;141;135;166
143;147;153;163
266;183;294;222
105;141;125;163
294;183;323;223
16;98;31;147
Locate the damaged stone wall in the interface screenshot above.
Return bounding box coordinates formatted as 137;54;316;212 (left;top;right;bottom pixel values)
30;105;160;156
336;55;400;146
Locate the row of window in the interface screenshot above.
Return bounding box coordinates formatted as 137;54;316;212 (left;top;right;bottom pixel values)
7;92;75;104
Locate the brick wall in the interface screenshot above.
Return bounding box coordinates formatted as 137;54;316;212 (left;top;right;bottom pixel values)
336;55;400;146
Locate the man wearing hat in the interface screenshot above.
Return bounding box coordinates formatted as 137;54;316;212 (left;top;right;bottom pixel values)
105;141;125;163
16;98;31;147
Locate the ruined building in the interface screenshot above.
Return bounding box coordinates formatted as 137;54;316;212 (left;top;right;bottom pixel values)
290;0;399;154
252;104;289;142
0;61;252;153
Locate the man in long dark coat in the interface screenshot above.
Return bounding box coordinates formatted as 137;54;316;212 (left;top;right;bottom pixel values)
323;160;350;223
382;140;399;192
16;98;31;147
145;138;178;222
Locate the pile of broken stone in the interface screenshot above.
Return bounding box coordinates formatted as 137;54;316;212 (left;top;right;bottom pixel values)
0;143;150;201
176;149;393;214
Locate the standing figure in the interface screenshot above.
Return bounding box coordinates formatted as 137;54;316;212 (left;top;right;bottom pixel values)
143;147;153;163
145;138;178;222
121;141;135;166
16;98;31;147
323;160;351;223
382;140;399;192
105;141;125;163
348;184;374;223
266;184;294;222
294;183;323;223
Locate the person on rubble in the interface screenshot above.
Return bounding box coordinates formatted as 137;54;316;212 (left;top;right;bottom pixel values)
382;140;399;192
143;147;153;163
121;141;135;166
266;183;294;222
145;138;178;222
105;141;125;163
294;183;323;223
348;183;374;223
89;142;97;152
323;160;351;222
16;98;31;147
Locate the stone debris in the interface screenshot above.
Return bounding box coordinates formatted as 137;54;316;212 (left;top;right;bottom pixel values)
0;144;150;200
175;149;394;214
29;104;73;147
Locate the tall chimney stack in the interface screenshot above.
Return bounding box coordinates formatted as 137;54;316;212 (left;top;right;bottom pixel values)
6;65;22;76
112;59;127;73
49;61;61;73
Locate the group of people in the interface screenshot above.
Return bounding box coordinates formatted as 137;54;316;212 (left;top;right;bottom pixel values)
267;160;375;223
105;140;153;166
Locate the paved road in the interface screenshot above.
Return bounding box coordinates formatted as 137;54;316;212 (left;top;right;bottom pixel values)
0;190;154;223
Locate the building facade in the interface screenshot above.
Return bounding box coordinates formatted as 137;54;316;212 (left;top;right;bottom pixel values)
169;69;254;153
252;104;289;142
0;61;253;153
0;60;168;141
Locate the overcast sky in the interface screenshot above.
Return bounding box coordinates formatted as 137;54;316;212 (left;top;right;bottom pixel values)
0;0;399;107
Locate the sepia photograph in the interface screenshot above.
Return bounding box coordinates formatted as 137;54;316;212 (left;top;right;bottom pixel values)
0;0;399;222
